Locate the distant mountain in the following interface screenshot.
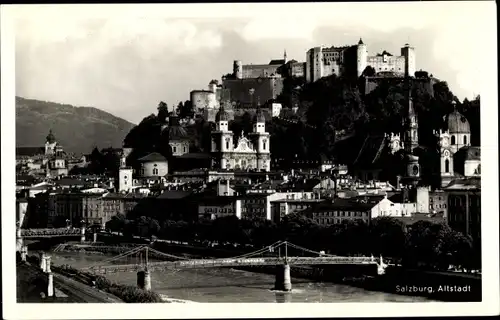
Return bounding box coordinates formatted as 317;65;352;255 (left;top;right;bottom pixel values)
16;97;136;155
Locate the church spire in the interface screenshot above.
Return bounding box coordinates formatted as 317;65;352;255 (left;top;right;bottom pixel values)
284;49;287;63
403;82;419;153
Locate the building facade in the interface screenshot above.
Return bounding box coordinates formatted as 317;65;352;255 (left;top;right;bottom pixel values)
211;106;271;171
305;39;416;82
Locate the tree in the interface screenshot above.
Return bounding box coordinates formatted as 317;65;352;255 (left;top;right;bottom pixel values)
106;214;126;232
369;217;407;258
157;101;169;123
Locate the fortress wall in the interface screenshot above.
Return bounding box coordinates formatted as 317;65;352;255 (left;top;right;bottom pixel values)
368;56;406;74
222;78;284;106
242;65;280;79
191;90;219;110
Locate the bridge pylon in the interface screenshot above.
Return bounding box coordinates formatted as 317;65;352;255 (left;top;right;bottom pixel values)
274;241;292;292
136;247;152;291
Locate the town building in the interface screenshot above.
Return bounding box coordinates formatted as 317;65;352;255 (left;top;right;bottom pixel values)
138;152;169;177
445;177;481;243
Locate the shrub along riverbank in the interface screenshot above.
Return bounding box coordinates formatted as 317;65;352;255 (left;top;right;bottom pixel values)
26;254;164;303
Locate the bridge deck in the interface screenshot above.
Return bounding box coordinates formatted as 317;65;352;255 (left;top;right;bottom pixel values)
88;256;377;273
20;228;83;238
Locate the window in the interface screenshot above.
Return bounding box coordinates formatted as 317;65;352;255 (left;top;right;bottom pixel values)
153;168;159;175
451;135;456;145
184;146;187;153
226;139;230;150
445;159;450;173
173;146;177;153
263;139;267;150
463;135;467;145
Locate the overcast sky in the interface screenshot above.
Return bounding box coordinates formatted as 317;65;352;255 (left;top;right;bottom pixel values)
14;2;495;124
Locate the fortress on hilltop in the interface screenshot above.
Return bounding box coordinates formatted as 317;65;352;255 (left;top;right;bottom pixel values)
190;39;421;120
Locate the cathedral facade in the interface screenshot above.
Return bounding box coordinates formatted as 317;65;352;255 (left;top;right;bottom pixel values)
210;106;271;172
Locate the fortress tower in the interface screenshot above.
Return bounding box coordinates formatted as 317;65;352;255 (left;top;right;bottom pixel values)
233;60;243;79
357;38;368;77
401;43;416;77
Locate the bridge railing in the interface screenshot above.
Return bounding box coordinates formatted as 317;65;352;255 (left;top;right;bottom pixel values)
20;228;82;237
87;255;377;273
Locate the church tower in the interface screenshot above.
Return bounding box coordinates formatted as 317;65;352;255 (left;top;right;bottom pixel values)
284;49;288;64
211;102;234;169
117;151;133;193
401;80;420;187
249;103;271;172
403;88;419;154
45;129;57;155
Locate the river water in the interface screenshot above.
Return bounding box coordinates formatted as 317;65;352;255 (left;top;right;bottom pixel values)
50;252;434;303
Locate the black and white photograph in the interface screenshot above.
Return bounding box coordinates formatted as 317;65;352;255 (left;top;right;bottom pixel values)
1;1;499;318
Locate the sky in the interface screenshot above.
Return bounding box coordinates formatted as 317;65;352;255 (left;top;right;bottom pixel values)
14;2;496;124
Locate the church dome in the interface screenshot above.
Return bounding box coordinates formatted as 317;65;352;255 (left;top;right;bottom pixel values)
446;109;470;134
215;108;230;122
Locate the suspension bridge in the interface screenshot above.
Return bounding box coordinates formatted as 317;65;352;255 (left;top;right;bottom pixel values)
80;241;387;292
19;228;85;238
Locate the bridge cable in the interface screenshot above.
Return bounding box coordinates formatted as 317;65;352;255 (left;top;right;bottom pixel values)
82;245;146;270
228;241;284;259
147;247;192;260
285;242;339;257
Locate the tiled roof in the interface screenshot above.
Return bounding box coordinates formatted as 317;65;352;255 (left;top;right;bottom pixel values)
269;59;286;65
138;152;168;162
461;146;481;161
176;153;212;159
311;198;377;212
445;177;481;190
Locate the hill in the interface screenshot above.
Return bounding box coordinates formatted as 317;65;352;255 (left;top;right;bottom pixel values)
15;97;135;155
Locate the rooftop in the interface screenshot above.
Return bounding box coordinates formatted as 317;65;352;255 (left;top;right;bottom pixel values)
156;190;193;200
138;152;168;162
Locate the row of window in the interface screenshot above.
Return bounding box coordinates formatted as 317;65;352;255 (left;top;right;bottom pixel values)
430;204;447;209
315;217;369;225
448;135;468;145
313;210;368;218
172;146;188;153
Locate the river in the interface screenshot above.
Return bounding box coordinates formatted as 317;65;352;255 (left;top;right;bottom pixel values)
50;252;435;303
